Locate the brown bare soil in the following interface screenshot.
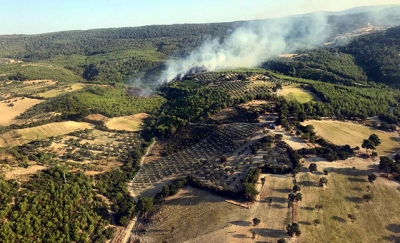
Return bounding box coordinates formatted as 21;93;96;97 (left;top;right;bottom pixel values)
0;97;44;126
22;80;56;85
3;164;47;180
86;113;108;122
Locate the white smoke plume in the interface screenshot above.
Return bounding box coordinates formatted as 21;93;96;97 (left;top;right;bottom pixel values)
158;13;330;84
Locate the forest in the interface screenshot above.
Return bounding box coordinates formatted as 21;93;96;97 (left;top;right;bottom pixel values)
0;167;114;243
266;26;400;87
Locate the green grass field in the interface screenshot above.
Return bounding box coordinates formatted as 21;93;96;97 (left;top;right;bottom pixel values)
303;120;399;155
38;83;86;98
278;84;319;103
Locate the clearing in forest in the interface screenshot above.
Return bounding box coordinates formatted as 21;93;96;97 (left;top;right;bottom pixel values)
303;120;399;155
0;97;43;126
105;113;149;131
277;84;319;103
38;83;86;98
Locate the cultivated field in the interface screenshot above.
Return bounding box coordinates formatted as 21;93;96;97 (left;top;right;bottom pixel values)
278;84;319;103
303;120;399;155
105;113;149;131
0;121;95;148
16;121;94;142
0;97;43;126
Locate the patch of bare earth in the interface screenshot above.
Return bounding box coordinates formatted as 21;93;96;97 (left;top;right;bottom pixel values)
3;164;47;180
238;100;268;109
22;80;56;85
0;97;44;126
86;113;109;123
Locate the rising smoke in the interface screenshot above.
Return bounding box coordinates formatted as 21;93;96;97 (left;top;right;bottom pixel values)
158;13;330;84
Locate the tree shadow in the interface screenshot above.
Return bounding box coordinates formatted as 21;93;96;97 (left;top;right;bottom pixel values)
300;206;315;211
273;188;292;193
329;167;370;177
331;216;346;223
382;235;400;243
251;228;286;238
147;229;169;233
387;224;400;233
345;196;363;203
350;187;363;192
347;177;366;182
270;204;286;209
313;171;324;176
269;196;287;204
230;220;252;226
300;180;316;187
232;234;248;238
298;221;312;225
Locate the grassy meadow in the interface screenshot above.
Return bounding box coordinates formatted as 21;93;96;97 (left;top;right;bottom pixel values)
278;84;319;103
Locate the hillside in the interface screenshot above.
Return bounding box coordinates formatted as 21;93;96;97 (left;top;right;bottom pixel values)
0;7;400;85
342;26;400;87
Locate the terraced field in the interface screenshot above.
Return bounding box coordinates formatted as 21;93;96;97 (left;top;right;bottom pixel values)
130;123;262;197
0;121;94;147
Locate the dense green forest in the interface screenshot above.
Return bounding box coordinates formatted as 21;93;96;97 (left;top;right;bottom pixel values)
18;85;166;119
341;26;400;87
0;167;114;243
264;49;368;85
267;26;400;87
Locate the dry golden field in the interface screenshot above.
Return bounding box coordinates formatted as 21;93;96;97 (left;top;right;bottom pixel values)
0;97;43;126
303;120;399;155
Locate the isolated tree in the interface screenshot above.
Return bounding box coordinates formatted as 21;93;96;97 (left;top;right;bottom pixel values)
220;155;227;163
243;183;259;201
323;169;329;175
368;134;381;147
292;185;301;193
286;222;301;237
319;177;328;187
367;173;377;183
315;204;323;211
137;197;155;218
277;238;287;243
379;156;395;177
275;134;283;141
363;194;373;202
309;163;317;172
261;177;266;185
288;192;302;203
253;217;261;226
362;139;375;154
313;219;321;226
347;214;356;223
